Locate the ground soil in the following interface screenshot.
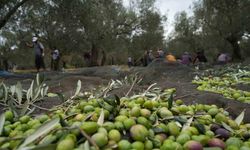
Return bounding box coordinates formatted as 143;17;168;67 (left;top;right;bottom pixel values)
1;61;250;122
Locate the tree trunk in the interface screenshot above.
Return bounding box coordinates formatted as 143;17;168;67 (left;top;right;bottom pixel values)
100;50;106;66
0;0;30;30
90;43;99;66
3;59;8;71
226;35;242;61
231;41;242;61
110;56;114;65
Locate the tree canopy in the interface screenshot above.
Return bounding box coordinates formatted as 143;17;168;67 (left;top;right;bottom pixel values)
168;0;250;61
0;0;166;67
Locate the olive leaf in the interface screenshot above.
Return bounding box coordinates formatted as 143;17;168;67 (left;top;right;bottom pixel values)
83;112;94;121
153;114;159;126
36;74;40;86
175;121;182;128
28;81;34;100
97;100;113;112
40;87;44;98
221;122;234;133
194;123;206;134
10;85;15;96
181;117;193;132
130;95;141;99
79;127;99;150
174;116;187;125
0;113;5;136
168;92;174;109
36;74;45;86
114;94;120;106
103;97;116;106
8;97;18;118
26;88;32;101
16;82;23;105
47;93;57;98
43;86;49;97
26;107;36;116
234;75;239;82
32;86;41;101
73;80;81;97
18;118;60;148
59;115;69;127
110;144;118;149
20;100;30;116
0;75;48;118
152;127;165;134
97;109;105;126
19;144;57;150
1;83;8;103
83;141;90;150
235;110;245;126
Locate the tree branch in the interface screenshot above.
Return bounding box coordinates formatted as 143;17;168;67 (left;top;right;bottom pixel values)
0;0;30;30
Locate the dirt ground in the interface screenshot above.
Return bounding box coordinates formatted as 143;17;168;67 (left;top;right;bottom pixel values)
1;61;250;122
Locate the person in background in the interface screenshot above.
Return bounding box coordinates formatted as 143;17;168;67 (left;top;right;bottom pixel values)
181;52;192;65
83;51;91;67
51;47;60;71
148;50;154;63
12;63;17;72
217;53;229;65
127;57;133;68
193;50;207;64
26;36;46;72
157;48;164;58
166;52;176;63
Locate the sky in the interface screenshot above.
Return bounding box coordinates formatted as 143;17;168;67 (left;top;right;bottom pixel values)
155;0;196;37
123;0;196;38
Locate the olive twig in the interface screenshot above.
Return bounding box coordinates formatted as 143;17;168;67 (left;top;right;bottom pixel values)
78;127;99;150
